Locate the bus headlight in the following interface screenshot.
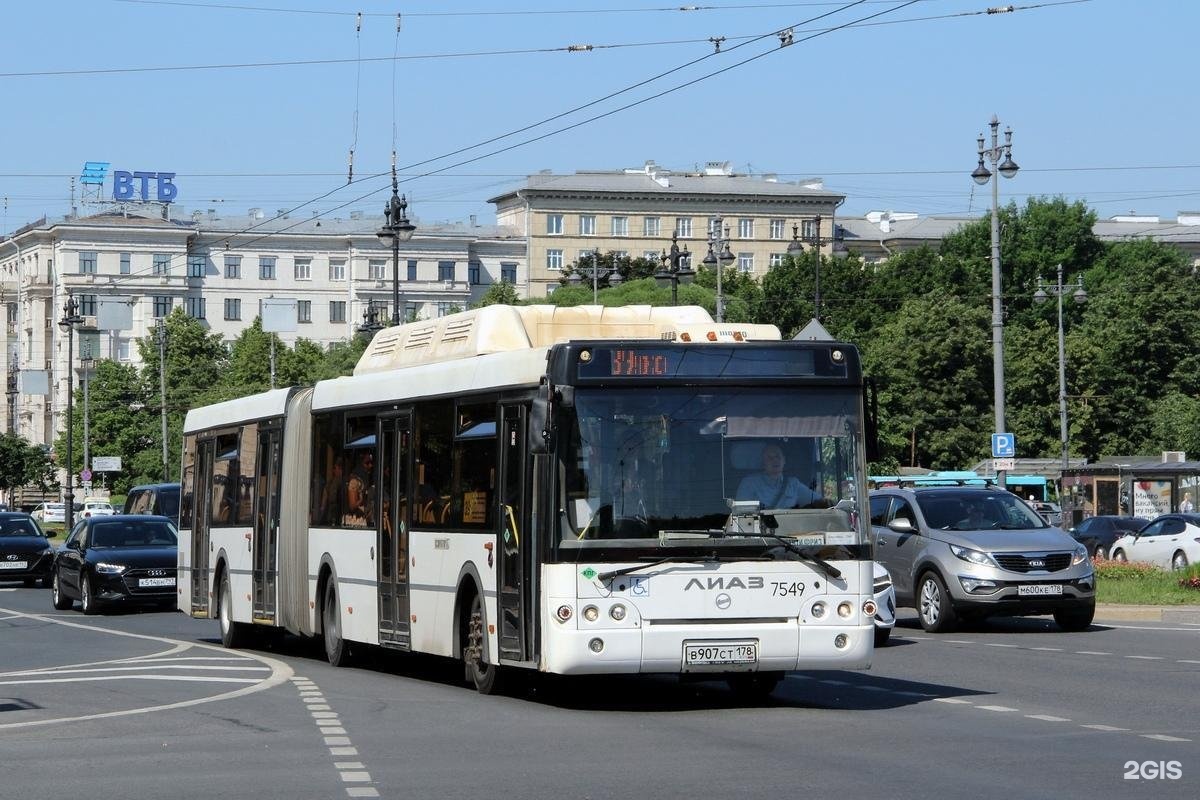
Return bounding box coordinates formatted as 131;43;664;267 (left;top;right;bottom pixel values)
862;600;878;617
582;605;599;622
609;604;627;621
837;601;853;618
811;601;827;618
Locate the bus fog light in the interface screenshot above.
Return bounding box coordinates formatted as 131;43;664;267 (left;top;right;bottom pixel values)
583;605;599;622
834;634;849;649
811;601;827;618
588;638;605;653
837;601;853;618
556;604;573;622
609;604;627;621
862;600;878;617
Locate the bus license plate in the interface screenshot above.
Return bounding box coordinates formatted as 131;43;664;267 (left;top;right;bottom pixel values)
683;640;758;671
139;577;176;588
1017;584;1062;596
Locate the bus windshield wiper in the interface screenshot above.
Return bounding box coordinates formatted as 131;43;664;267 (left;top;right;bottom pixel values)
598;556;728;582
720;528;843;580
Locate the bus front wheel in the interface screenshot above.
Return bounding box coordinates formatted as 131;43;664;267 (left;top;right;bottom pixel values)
323;579;353;667
464;592;502;695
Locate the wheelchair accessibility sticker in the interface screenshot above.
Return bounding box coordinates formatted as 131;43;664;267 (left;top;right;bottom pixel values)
629;576;649;597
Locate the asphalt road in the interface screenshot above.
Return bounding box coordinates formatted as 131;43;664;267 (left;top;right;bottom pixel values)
1;584;1196;800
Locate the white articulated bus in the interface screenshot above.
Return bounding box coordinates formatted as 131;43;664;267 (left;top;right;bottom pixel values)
178;304;878;695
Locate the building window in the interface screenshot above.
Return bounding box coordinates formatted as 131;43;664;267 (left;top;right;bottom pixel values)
258;256;276;280
611;216;628;237
708;217;722;236
613;251;628;259
546;249;563;271
153;296;172;318
546;214;563;235
579;215;596;236
297;300;311;323
407;259;417;281
738;218;754;239
79;294;97;316
224;298;241;320
644;216;661;237
224;255;241;279
79;251;97;274
438;261;455;282
436;302;453;317
468;261;481;285
769;253;784;268
153;253;170;276
675;217;692;238
188;254;205;278
186;297;206;319
770;219;786;240
501;263;517;283
329;300;346;323
643;250;658;261
329;259;346;281
295;258;311;280
369;259;386;280
120;252;131;274
117;338;131;361
802;219;819;240
737;253;754;273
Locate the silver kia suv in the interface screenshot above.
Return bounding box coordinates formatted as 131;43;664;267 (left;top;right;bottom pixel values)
869;485;1095;632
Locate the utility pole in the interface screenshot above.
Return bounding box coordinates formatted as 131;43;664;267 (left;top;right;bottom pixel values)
158;319;168;482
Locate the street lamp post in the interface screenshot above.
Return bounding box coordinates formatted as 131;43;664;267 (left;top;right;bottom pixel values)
567;249;623;303
57;296;83;530
376;167;416;328
702;219;735;322
972;115;1019;487
1034;262;1086;470
654;231;695;305
357;299;386;339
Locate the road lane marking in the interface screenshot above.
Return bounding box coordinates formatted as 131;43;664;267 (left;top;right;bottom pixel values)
0;675;260;686
983;643;1019;648
977;705;1018;712
1081;724;1128;732
1074;651;1110;655
1030;647;1062;651
1124;655;1162;660
933;698;972;704
0;606;291;731
1026;714;1071;722
1142;734;1191;742
290;676;379;798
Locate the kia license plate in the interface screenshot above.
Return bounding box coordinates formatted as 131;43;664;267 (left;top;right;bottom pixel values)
1017;584;1062;596
683;640;758;671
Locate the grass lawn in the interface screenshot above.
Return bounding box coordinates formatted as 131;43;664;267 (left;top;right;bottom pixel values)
1095;559;1200;605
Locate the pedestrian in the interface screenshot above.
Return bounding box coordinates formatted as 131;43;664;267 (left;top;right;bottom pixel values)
1180;491;1194;513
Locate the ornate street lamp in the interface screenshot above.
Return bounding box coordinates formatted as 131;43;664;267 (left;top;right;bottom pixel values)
702;220;735;322
57;296;83;529
376;168;416;327
654;231;695;305
567;249;623;303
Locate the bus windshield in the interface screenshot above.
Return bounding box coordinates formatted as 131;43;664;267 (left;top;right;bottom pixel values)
558;386;867;554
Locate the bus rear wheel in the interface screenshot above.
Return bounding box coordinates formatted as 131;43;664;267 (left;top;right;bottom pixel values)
219;571;251;649
323;579;353;667
464;593;503;695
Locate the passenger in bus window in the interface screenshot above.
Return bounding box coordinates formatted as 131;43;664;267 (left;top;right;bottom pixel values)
736;442;819;509
344;450;374;527
316;456;344;526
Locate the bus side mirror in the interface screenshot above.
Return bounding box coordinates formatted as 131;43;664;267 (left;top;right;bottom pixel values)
528;384;551;455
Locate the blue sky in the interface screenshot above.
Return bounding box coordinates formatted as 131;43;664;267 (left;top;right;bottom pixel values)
2;0;1194;236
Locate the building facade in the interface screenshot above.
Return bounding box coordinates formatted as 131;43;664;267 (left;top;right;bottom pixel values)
489;160;847;297
0;206;524;449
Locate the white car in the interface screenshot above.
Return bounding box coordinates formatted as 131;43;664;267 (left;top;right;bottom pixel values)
1109;514;1200;571
873;562;897;646
80;499;115;518
31;502;66;524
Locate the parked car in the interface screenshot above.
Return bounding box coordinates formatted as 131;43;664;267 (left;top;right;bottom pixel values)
1069;515;1149;559
31;502;66;525
869;485;1095;633
873;562;897;647
50;514;178;614
1032;501;1063;527
123;482;181;521
1108;514;1200;571
0;512;56;587
80;499;116;518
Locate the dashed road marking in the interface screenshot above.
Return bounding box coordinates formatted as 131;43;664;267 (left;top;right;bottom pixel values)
1026;714;1071;722
1124;655;1162;660
1081;724;1127;732
977;705;1018;712
1142;734;1190;742
291;676;379;799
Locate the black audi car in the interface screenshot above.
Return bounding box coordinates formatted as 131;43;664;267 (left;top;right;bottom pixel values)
0;512;55;587
51;514;178;614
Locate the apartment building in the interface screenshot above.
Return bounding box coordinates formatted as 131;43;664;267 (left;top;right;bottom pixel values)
489;160;846;297
0;206;524;448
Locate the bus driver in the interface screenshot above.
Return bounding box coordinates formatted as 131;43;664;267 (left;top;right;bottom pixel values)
736;442;819;509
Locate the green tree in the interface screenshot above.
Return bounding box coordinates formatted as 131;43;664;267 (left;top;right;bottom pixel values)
473;281;521;308
0;432;56;495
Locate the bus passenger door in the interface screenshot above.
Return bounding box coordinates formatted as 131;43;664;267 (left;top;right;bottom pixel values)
191;439;214;616
377;414;411;648
252;424;282;622
497;404;529;662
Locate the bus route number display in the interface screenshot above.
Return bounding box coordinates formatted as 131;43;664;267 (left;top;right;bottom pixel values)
610;348;677;376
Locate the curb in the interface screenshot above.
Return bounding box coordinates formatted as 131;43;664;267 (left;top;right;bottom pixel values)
1095;604;1200;624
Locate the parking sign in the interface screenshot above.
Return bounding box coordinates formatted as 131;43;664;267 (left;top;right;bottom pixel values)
991;433;1015;458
